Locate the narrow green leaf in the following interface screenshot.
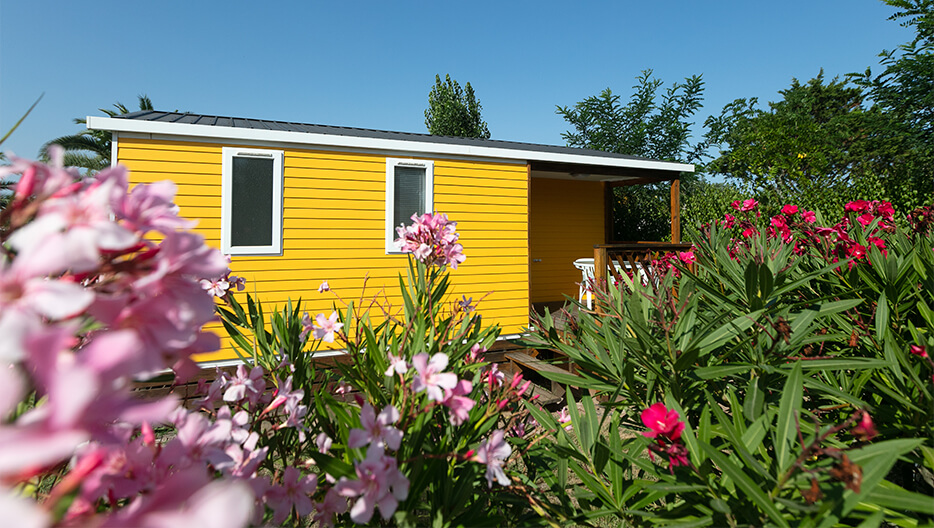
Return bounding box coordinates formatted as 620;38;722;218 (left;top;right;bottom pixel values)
700;444;789;528
866;480;934;515
774;361;802;473
874;291;889;343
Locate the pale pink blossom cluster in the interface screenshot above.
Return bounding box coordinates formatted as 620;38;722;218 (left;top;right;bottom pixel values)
0;152;250;525
300;311;344;343
394;212;466;269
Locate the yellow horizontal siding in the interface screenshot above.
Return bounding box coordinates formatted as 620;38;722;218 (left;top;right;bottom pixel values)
529;178;604;303
117;137;530;362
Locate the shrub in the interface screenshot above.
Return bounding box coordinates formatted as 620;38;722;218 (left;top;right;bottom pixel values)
525;198;934;526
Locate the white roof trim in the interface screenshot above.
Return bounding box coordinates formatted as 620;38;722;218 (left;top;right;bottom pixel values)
88;116;694;173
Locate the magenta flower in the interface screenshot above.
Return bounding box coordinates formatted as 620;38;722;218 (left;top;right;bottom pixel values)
857;213;875;227
678;251;696;264
348;403;403;450
732;199;758;212
474;429;512;487
851;411;878;442
411;353;458;402
845;200;870;213
802;210;817;223
781;204;799;215
641;403;685;441
910;345;928;358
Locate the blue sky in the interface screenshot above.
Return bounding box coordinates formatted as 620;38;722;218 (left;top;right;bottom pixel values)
0;1;913;161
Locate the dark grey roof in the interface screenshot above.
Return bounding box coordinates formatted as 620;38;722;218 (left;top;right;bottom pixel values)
113;110;660;164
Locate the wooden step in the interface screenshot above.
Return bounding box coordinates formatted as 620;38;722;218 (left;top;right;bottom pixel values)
528;382;562;405
504;352;571;376
505;351;573;396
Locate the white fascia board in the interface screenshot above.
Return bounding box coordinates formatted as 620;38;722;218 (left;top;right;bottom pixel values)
87;116;695;173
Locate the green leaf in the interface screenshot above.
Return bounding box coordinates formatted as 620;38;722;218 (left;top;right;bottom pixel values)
866;480;934;515
700;443;789;528
305;452;354;479
874;291;889;343
774;361;802;473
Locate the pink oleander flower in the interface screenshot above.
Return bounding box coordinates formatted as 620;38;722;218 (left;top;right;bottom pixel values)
851;411;877;442
311;312;343;343
385;352;408;376
910;344;928;358
335;444;409;524
442;380;476;426
223;364;266;405
466;343;486;363
200;278;229;298
781;204;799;215
846;200;870;213
678;250;696;264
266;466;317;525
484;363;506;389
723;213;735;228
313;488;348;528
474;429;512;488
857;213;875;227
847;244;867;260
731;199;758;212
411;353;458;402
394;212;466;269
641;403;685;441
348;403;403;450
316;433;333;454
802;210;817;223
875;201;895;219
557;407;573;431
318;280;330;293
664;442;690;469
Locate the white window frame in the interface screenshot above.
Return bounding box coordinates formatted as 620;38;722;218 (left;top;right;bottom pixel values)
221;147;284;256
385;158;434;254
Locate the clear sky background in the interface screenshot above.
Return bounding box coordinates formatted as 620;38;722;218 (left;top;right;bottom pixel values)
0;1;913;162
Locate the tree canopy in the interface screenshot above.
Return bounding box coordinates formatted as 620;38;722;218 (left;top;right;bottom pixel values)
425;75;490;139
557;71;704;241
41;95;154;173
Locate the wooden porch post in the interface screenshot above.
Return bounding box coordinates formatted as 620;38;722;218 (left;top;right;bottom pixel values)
670;177;681;244
593;245;608;315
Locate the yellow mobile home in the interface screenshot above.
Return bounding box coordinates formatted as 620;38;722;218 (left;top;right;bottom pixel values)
89;111;693;364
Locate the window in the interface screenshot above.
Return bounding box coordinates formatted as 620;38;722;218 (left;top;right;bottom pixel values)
385;158;434;253
221;147;284;255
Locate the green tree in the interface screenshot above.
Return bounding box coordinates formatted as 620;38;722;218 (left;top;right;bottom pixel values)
850;0;933;212
703;72;888;217
557;71;704;241
424;75;490;139
41;95;154;173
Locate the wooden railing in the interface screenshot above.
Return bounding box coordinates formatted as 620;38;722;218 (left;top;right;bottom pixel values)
593;242;692;291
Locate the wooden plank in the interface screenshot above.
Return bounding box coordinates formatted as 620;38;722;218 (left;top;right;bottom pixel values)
504;352;571;377
670;177;681;244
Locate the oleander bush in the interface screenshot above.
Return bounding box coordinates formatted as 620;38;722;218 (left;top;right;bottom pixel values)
525;199;934;527
3;150;932;527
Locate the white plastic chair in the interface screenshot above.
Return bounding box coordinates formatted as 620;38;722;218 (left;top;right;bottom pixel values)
572;258;597;309
574;258;651;309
